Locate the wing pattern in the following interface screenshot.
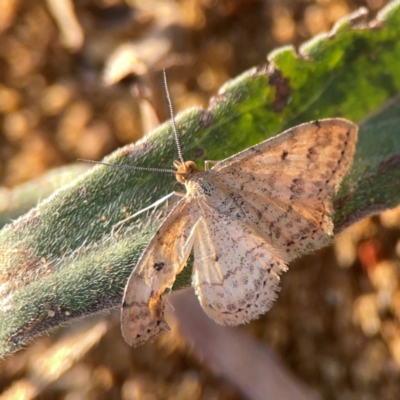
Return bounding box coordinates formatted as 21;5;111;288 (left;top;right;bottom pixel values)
208;119;358;258
121;198;200;346
122;119;358;344
192;202;287;325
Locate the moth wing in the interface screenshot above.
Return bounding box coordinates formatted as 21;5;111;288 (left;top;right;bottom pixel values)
214;118;357;190
121;198;200;346
210;118;357;257
192;202;287;326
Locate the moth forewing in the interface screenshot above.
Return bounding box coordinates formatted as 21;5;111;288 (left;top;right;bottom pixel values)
121;198;200;346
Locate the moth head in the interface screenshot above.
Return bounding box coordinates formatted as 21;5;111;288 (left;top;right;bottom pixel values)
174;160;198;183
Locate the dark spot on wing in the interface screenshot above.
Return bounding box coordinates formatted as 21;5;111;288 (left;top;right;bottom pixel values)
307;147;317;160
154;262;165;271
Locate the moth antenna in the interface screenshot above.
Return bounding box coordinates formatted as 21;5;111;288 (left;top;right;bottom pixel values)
79;70;185;176
78;159;178;175
163;69;185;165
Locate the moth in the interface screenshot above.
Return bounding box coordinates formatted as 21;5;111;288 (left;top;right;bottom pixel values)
120;77;358;347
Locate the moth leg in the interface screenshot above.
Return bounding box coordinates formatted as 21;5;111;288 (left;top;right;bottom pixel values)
111;192;176;236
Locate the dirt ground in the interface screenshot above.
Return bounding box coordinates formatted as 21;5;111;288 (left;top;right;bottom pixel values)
1;0;399;399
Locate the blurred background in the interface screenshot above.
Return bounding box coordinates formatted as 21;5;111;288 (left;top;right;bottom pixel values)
1;0;399;399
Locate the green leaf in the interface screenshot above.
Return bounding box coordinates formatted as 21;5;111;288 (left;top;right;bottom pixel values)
0;164;90;230
1;1;400;356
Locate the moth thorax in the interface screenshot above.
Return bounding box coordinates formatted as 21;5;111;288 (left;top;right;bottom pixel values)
174;160;198;183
